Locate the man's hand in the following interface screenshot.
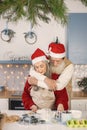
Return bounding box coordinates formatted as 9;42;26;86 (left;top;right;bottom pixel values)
28;76;38;86
44;77;57;91
57;104;64;112
30;105;38;112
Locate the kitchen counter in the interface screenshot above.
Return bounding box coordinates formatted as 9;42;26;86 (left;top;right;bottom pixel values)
0;90;87;99
3;122;87;130
71;91;87;99
1;110;87;130
0;90;22;99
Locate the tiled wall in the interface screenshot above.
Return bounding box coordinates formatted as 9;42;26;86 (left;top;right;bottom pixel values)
0;64;87;91
0;64;30;91
72;64;87;91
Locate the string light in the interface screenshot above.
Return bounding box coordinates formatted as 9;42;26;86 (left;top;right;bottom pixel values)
0;64;30;91
0;64;86;91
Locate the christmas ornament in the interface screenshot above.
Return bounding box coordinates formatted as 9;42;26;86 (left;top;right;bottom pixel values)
1;18;15;42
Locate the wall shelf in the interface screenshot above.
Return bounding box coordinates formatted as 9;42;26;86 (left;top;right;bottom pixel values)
0;60;32;64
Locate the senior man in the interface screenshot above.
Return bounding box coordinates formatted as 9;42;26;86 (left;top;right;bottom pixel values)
28;42;74;111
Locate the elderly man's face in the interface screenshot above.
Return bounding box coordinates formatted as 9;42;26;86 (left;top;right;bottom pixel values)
50;57;64;67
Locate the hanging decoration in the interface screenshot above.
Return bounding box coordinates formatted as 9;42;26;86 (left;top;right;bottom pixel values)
0;0;87;27
0;0;68;26
24;0;37;45
24;31;37;45
0;0;87;44
1;17;15;42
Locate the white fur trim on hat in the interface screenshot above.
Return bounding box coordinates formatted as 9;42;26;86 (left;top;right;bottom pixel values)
32;55;47;64
49;51;66;58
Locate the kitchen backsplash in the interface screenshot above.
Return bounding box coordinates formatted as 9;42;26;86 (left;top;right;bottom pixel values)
72;64;87;91
0;64;87;91
0;64;30;91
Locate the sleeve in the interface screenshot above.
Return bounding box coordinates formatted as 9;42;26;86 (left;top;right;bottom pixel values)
56;64;74;90
29;66;49;89
22;80;35;110
54;88;68;110
37;81;49;89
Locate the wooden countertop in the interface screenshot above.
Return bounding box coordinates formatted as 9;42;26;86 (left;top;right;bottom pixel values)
71;91;87;99
0;90;22;99
0;90;87;99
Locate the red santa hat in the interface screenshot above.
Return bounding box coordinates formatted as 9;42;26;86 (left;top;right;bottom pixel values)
48;42;66;58
31;48;47;64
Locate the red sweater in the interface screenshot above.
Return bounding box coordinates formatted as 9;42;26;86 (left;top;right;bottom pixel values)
22;80;36;110
51;73;68;110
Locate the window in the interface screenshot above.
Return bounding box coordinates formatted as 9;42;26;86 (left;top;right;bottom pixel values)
67;13;87;64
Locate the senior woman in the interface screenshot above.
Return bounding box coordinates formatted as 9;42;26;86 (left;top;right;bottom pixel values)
22;48;68;112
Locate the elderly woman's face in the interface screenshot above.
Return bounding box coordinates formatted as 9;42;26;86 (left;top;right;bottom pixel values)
34;61;47;75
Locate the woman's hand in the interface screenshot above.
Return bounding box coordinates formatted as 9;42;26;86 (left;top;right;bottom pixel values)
30;105;38;112
28;76;38;86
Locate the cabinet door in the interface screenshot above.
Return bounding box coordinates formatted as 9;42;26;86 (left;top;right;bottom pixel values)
71;100;86;111
0;99;8;110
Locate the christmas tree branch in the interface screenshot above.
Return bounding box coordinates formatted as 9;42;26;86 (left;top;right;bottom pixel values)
0;0;87;26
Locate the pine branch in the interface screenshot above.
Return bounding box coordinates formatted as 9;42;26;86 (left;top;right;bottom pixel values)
0;0;87;26
80;0;87;6
0;0;68;25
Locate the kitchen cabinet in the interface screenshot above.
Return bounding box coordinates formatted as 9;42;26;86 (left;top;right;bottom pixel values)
71;99;87;111
0;90;24;110
0;98;8;110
